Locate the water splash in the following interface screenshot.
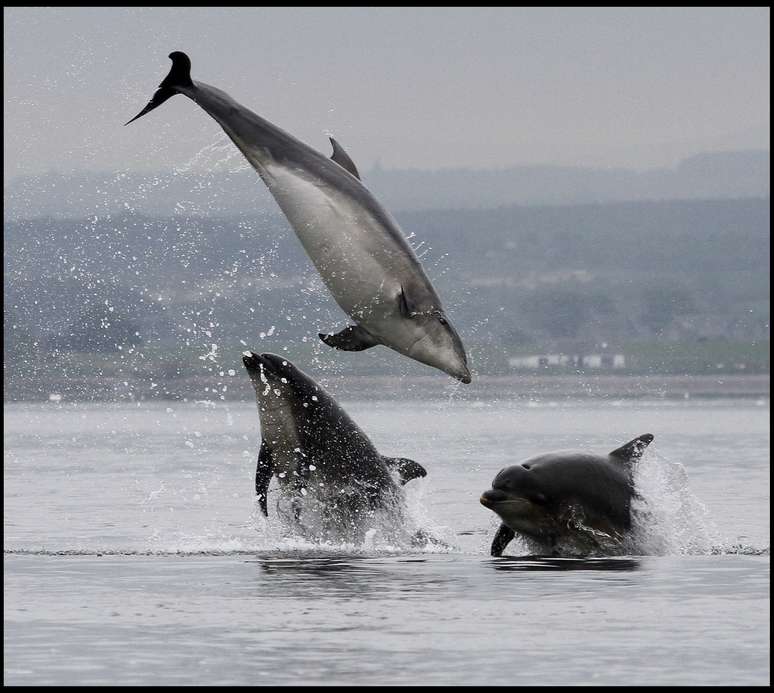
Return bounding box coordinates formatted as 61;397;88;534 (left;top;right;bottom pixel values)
630;450;720;555
246;478;455;554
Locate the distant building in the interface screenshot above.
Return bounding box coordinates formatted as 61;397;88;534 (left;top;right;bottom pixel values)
508;355;542;369
508;353;626;370
603;353;626;368
584;354;603;368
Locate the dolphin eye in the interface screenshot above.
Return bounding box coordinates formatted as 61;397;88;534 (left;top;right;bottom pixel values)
438;315;448;326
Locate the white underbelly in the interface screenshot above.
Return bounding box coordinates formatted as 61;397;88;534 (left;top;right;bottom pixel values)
259;401;301;475
261;164;404;320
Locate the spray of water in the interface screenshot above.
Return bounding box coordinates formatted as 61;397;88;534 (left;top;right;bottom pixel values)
629;450;720;555
247;474;455;555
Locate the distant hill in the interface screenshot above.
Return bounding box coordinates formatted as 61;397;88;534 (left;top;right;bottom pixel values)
366;150;770;210
3;150;769;220
4;197;769;401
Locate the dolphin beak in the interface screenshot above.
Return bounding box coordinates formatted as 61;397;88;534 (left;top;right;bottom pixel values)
242;350;263;371
480;489;508;508
448;360;472;384
441;350;472;384
450;342;472;383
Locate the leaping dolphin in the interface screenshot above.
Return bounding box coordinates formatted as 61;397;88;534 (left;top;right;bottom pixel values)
128;51;471;383
242;351;427;543
480;434;655;556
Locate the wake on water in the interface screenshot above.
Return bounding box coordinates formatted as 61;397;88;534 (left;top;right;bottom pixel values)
3;453;768;559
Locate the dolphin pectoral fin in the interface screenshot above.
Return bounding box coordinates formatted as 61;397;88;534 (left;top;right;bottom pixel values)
609;433;654;463
318;325;378;351
383;457;427;485
329;137;361;179
255;441;274;517
490;523;516;557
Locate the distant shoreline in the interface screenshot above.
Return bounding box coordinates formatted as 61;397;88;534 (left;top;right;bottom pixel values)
4;374;769;404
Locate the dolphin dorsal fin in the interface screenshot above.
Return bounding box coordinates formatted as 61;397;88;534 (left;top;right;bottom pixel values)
329;137;361;179
383;457;427;485
609;434;654;463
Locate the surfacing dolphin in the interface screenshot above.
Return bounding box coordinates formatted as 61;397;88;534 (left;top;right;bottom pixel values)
242;351;428;543
128;51;471;383
480;434;654;557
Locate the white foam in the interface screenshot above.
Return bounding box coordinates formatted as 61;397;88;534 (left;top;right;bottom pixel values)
629;451;720;555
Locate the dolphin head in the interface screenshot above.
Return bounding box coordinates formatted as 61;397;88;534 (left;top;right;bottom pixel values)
480;464;554;539
405;309;471;384
242;351;324;413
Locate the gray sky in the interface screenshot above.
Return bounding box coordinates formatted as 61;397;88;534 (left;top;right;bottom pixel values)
3;7;770;179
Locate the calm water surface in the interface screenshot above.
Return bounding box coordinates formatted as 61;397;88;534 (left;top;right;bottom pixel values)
4;397;770;685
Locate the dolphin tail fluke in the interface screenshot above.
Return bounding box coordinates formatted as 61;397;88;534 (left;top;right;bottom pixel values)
124;88;176;125
318;325;378;351
125;51;194;125
609;433;654;463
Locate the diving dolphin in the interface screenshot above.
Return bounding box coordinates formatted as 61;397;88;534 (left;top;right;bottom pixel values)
480;434;654;556
128;51;471;383
242;351;427;542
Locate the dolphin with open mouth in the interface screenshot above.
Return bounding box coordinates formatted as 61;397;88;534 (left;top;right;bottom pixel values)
128;51;471;383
